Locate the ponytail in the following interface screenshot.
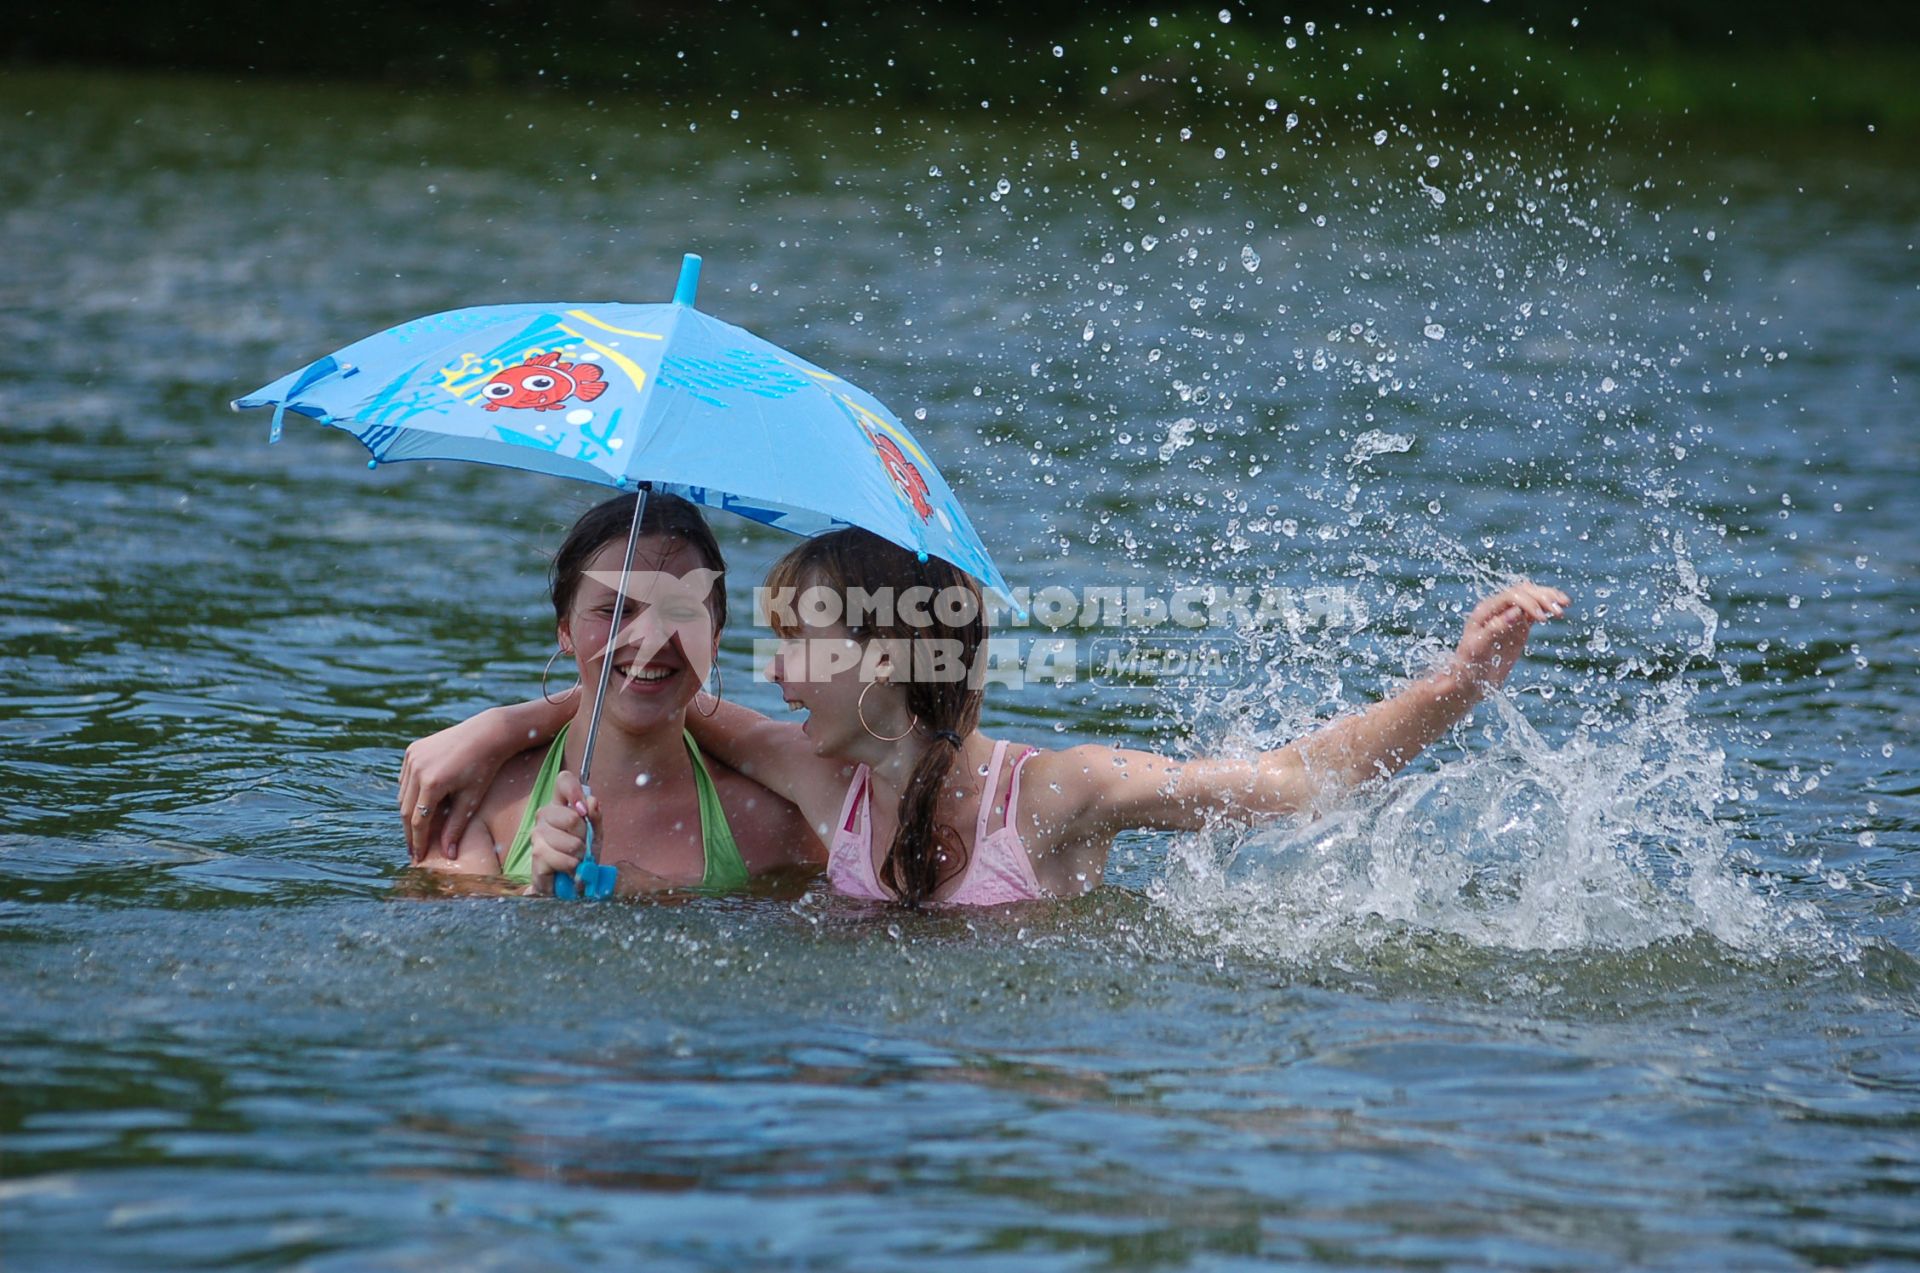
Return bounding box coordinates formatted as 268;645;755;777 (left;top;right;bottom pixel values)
881;725;969;908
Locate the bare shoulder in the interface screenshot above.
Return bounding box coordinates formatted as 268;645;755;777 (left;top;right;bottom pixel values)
1008;746;1129;894
707;758;836;870
991;746;1101;851
1014;743;1188;869
488;746;549;823
415;745;547;876
1018;745;1151;816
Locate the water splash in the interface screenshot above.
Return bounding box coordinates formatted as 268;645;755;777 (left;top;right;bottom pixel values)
1149;689;1836;963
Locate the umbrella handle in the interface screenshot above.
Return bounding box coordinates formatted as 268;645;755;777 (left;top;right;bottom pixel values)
563;480;645;904
552;790;618;900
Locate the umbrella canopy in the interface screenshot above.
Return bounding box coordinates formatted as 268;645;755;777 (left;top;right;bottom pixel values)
236;256;1014;900
233;255;1010;599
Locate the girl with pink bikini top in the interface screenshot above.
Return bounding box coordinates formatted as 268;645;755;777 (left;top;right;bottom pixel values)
407;525;1568;911
828;739;1042;904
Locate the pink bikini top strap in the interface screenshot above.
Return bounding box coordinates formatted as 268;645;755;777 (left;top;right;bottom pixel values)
974;740;1011;844
1003;747;1037;836
837;764;871;838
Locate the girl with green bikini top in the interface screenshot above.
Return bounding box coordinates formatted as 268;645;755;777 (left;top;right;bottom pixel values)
410;525;1567;909
409;493;822;895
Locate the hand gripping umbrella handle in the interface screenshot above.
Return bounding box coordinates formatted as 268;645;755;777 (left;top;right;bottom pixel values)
553;797;618;900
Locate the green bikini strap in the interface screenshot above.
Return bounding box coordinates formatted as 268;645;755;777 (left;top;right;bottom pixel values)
501;723;571;884
683;730;748;889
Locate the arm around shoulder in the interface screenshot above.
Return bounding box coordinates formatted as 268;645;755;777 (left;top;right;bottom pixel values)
686;694;848;814
401;689;575;861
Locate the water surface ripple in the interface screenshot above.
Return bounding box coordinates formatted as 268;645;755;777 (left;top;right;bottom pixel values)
1;71;1916;1269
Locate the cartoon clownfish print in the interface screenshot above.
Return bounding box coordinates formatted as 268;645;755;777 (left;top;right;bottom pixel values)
869;430;934;520
479;351;608;412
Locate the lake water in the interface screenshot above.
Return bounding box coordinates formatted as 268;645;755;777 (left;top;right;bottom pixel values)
2;68;1916;1268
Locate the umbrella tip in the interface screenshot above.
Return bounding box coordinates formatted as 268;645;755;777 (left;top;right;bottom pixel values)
674;254;703;307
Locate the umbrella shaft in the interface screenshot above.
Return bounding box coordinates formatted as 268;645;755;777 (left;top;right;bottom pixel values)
578;483;651;788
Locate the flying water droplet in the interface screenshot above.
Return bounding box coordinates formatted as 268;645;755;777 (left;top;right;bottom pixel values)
1348;430;1414;464
1241;245;1261;272
1158;417;1199;462
1424;322;1447;340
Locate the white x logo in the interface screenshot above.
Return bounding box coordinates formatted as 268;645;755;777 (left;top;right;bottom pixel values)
581;568;723;691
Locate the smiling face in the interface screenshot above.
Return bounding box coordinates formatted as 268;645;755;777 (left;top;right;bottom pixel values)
765;572;908;758
559;536;722;736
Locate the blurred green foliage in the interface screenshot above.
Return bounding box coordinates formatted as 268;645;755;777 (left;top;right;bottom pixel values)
6;1;1917;130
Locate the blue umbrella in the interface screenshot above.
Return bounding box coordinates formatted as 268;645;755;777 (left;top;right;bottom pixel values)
235;255;1011;898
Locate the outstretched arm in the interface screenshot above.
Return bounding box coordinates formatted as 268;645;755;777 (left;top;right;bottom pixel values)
1054;582;1568;839
399;688;576;862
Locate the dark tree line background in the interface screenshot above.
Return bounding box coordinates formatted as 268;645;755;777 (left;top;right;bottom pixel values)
8;1;1918;126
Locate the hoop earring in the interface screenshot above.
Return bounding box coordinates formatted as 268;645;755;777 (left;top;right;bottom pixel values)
858;680;916;743
541;647;577;705
696;664;722;717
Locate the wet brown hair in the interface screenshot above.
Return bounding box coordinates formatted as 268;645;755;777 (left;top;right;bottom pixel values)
551;491;728;632
765;529;987;908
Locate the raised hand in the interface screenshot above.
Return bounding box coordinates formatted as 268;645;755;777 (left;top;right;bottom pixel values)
1446;581;1569;694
